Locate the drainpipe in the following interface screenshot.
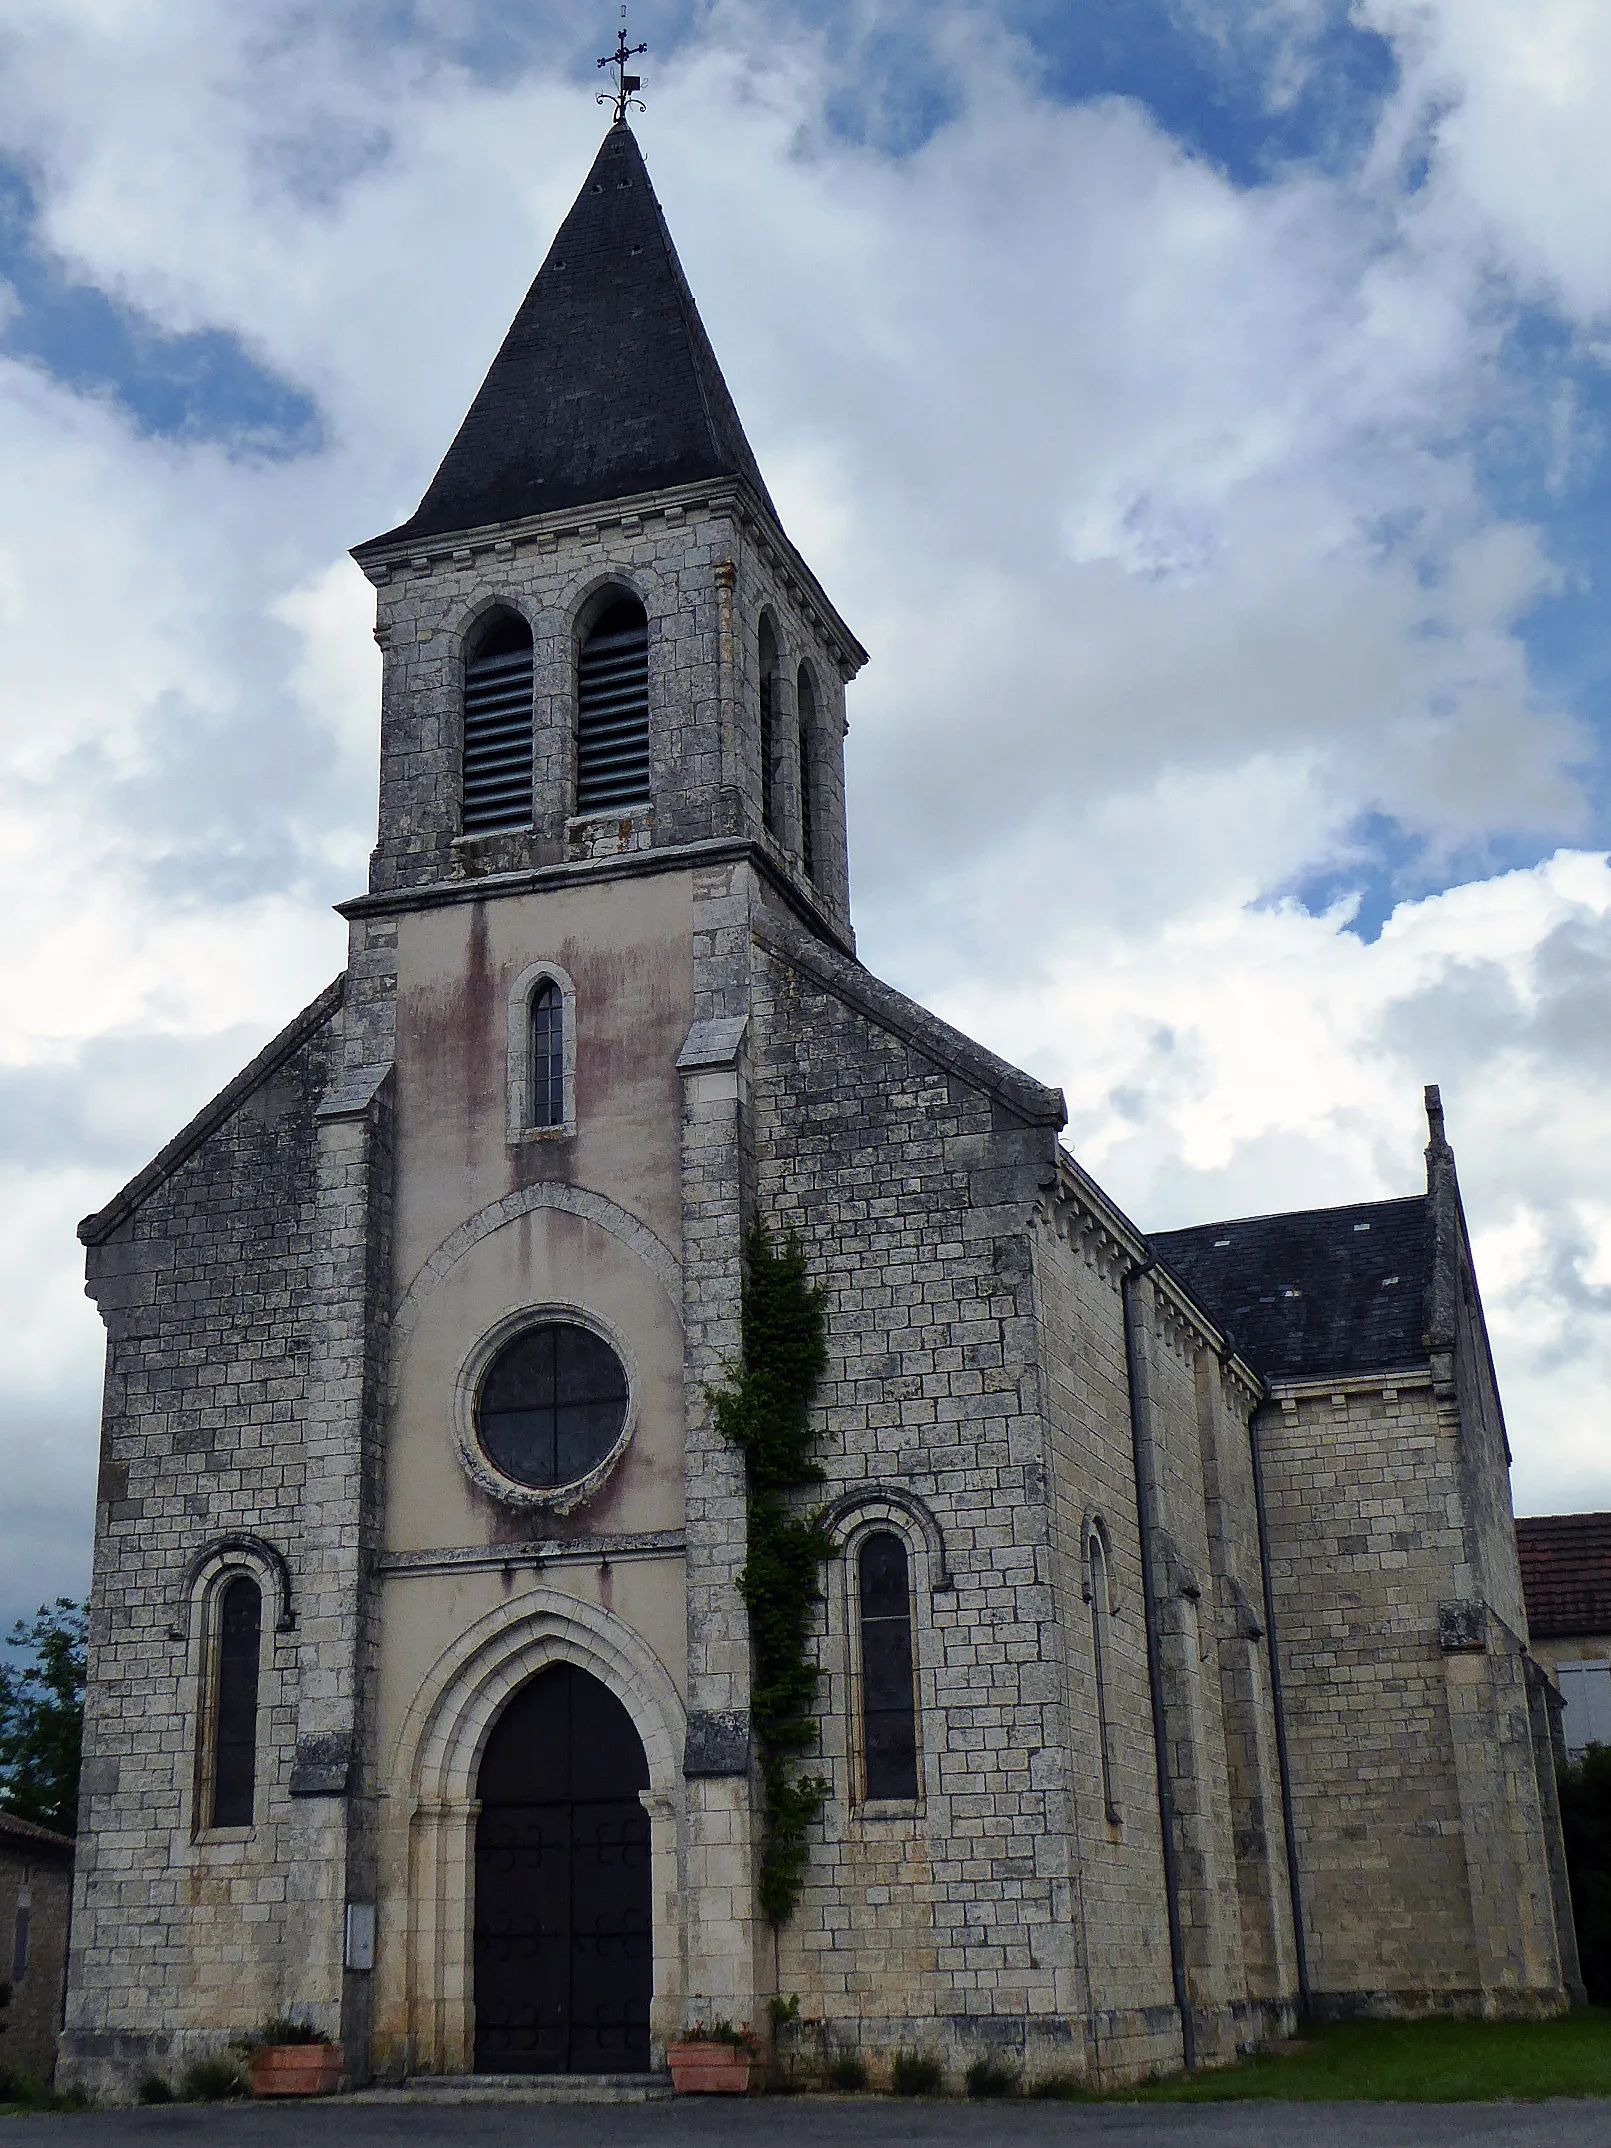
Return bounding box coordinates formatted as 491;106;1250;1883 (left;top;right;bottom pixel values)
1244;1389;1313;2018
1120;1256;1196;2074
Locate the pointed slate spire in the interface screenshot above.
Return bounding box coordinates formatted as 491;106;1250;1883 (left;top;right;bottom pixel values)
378;124;776;545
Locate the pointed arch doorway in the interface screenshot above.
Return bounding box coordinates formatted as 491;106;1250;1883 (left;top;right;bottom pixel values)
473;1661;652;2073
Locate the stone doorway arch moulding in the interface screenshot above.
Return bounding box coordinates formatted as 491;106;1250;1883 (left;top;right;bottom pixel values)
385;1587;687;2077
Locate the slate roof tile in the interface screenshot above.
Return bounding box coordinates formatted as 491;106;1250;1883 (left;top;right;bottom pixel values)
367;122;775;547
1151;1195;1431;1381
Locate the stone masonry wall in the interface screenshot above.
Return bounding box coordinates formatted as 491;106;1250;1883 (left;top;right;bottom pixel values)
1186;1349;1299;2008
1261;1354;1567;2016
744;900;1102;2086
1032;1184;1295;2075
1028;1202;1182;2080
60;987;368;2099
1258;1376;1481;2008
0;1832;73;2084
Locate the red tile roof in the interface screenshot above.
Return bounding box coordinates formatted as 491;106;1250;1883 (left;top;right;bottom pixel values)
1516;1512;1611;1640
0;1807;74;1857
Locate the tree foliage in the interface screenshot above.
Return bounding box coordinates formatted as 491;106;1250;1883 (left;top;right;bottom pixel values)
712;1223;831;1925
1558;1743;1611;2004
0;1599;87;1835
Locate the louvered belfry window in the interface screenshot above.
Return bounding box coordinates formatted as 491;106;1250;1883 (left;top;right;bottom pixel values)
576;597;650;814
462;610;535;834
797;665;817;881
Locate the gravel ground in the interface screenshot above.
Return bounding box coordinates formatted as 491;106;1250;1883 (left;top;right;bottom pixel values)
5;2098;1611;2148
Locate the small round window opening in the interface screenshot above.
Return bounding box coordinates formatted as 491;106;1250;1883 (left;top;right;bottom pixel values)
475;1321;629;1491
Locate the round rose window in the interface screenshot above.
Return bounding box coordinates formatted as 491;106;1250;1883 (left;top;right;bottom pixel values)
475;1321;630;1490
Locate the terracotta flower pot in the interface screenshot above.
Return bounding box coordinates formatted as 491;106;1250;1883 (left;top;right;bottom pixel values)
249;2042;344;2097
666;2039;755;2094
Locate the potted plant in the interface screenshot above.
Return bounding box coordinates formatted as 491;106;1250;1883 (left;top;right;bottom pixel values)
665;2020;759;2094
245;2018;343;2098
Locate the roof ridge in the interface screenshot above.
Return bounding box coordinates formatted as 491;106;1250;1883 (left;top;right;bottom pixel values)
751;913;1066;1130
78;976;345;1247
1153;1193;1426;1239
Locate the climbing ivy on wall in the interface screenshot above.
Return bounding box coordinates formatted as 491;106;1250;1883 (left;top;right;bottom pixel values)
712;1221;831;1926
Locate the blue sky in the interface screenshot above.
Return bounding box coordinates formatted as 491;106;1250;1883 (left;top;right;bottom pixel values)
3;0;1611;1628
4;0;1602;931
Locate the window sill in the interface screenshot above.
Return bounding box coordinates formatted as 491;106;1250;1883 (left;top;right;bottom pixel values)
507;1125;575;1146
856;1798;921;1822
192;1825;254;1847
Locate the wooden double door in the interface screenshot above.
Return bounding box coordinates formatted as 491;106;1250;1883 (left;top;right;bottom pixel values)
473;1662;652;2073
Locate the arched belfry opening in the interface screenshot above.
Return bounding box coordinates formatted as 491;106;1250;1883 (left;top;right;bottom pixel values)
757;613;780;836
473;1661;652;2075
576;595;650;814
462;608;535;834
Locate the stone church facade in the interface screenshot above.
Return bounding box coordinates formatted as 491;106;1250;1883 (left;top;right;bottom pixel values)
60;121;1578;2099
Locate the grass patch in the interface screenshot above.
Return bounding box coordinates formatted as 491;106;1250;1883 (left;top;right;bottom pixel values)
890;2050;946;2095
179;2055;247;2101
0;2074;93;2113
1113;2012;1611;2102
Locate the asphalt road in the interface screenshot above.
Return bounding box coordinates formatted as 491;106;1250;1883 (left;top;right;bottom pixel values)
5;2100;1611;2148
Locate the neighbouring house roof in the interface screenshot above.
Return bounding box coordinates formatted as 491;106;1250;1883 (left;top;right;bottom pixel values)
1151;1195;1432;1382
0;1808;75;1859
361;121;776;550
1516;1512;1611;1640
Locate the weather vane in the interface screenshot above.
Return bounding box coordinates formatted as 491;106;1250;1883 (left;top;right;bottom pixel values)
598;7;647;124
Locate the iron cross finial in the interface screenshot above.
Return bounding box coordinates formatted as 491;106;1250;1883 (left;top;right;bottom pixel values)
598;7;647;124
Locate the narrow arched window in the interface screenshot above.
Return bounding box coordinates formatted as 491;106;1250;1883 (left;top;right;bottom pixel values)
1088;1533;1119;1823
463;610;534;834
758;617;779;836
859;1532;918;1799
577;596;649;813
796;665;817;881
210;1575;261;1828
529;978;564;1129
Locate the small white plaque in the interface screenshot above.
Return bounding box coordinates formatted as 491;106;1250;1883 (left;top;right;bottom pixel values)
345;1902;376;1972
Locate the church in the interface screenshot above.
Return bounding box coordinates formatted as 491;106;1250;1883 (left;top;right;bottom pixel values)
60;112;1579;2099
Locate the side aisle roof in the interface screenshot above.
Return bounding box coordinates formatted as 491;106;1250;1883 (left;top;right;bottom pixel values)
1152;1195;1432;1381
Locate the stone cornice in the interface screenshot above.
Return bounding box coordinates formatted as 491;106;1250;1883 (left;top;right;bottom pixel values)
350;474;868;678
1266;1367;1434;1405
377;1529;686;1578
339;834;858;961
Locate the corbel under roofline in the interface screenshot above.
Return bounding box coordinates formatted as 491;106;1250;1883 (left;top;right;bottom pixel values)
1053;1147;1264;1403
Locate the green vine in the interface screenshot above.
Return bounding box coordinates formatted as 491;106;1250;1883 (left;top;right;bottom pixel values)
712;1221;832;1925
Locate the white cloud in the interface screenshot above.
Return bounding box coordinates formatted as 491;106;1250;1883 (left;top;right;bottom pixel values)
1362;0;1611;324
927;850;1611;1513
0;0;1607;1618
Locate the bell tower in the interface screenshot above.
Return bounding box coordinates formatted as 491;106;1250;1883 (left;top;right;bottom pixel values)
350;120;865;951
339;115;869;2061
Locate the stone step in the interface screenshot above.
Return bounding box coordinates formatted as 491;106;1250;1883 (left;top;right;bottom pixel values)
355;2072;672;2105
